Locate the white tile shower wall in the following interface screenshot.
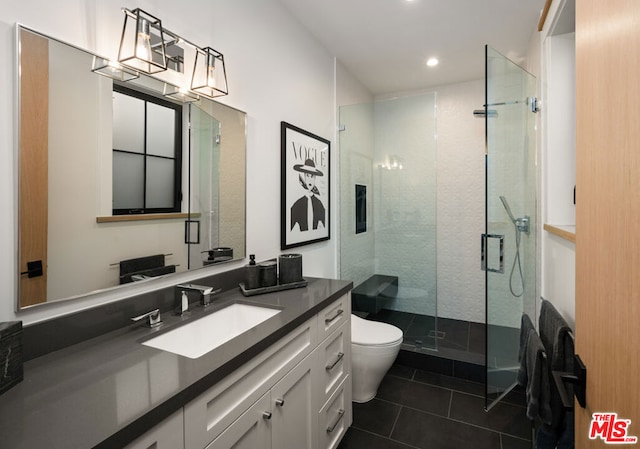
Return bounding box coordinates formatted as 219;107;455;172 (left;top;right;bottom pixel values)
436;81;486;323
373;94;437;316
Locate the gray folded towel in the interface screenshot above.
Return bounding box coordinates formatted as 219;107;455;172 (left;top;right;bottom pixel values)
518;328;553;425
119;254;165;277
518;313;536;363
539;299;574;372
119;264;176;284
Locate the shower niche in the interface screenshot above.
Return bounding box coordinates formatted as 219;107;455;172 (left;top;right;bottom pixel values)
355;184;367;234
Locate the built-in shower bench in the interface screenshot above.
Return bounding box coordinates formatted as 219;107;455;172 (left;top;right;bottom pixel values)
352;274;398;314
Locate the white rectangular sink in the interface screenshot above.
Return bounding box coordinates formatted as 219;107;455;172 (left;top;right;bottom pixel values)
142;303;281;359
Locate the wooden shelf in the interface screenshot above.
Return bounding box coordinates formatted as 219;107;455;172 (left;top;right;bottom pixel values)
544;224;576;243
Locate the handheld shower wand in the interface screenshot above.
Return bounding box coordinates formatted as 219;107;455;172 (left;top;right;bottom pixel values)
499;196;526;298
500;196;517;225
500;196;530;234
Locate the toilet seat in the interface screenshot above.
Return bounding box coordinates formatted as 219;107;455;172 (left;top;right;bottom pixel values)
351;314;403;347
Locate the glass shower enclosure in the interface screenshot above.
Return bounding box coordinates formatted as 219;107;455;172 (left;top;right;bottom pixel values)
338;46;537;412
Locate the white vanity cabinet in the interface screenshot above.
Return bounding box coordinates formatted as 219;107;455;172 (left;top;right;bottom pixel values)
186;292;352;449
124;409;184;449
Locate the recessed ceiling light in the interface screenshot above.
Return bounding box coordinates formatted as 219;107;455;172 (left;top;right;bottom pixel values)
426;57;439;67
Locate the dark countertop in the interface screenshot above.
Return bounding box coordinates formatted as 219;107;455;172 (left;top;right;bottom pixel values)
0;277;352;449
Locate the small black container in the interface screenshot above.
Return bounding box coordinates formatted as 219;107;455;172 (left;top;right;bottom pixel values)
244;254;261;290
0;321;23;396
279;254;303;285
259;261;278;287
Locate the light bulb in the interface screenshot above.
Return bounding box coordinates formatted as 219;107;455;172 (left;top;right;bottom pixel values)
206;54;216;89
136;18;152;61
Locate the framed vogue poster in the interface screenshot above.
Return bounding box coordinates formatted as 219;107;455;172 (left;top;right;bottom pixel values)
281;122;331;249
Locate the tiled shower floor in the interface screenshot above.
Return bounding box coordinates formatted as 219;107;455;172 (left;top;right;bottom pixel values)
364;309;487;365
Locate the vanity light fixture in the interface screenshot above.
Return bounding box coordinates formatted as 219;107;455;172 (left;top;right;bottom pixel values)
163;83;200;103
116;8;228;98
91;56;140;81
118;8;167;74
191;47;229;98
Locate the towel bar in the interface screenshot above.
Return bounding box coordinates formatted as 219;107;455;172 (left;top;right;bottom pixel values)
109;253;174;267
552;353;586;409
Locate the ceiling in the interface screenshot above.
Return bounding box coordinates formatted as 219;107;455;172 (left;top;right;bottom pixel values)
279;0;547;95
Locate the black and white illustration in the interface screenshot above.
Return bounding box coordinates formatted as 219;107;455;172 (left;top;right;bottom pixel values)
281;122;330;249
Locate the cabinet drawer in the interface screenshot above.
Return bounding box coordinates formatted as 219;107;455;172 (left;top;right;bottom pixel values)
318;376;351;449
185;317;317;449
124;409;184;449
317;293;350;342
318;323;350;404
205;392;271;449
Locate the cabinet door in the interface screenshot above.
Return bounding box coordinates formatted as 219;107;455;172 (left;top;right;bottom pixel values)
206;393;271;449
124;410;184;449
271;354;318;449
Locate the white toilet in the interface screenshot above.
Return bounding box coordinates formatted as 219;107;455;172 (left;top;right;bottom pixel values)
351;314;403;403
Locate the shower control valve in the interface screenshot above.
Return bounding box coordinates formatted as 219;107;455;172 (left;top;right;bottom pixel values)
516;216;530;234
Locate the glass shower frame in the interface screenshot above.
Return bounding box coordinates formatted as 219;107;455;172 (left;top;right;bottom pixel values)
484;45;537;410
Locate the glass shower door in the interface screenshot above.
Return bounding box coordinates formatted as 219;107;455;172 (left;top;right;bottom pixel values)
484;46;537;409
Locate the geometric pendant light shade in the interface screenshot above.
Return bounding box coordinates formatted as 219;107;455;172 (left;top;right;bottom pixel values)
118;8;167;74
191;46;229;98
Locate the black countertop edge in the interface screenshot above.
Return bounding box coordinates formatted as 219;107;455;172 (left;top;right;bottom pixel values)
92;281;352;449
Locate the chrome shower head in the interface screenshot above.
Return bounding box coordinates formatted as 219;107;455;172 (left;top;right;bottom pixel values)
473;109;498;118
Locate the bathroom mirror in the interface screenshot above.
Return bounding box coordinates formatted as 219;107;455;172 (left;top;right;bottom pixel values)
17;26;246;310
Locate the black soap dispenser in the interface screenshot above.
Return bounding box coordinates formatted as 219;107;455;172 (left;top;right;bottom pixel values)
244;254;260;290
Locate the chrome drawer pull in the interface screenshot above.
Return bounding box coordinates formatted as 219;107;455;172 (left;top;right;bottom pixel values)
326;409;345;433
275;398;285;407
325;352;345;371
325;308;344;324
263;411;272;420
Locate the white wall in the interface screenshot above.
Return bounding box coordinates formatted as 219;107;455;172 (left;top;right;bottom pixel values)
538;0;576;328
0;0;339;324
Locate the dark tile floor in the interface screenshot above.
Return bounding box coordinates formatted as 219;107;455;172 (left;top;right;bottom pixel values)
338;364;533;449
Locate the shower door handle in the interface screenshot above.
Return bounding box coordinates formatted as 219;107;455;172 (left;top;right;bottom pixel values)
481;234;504;273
